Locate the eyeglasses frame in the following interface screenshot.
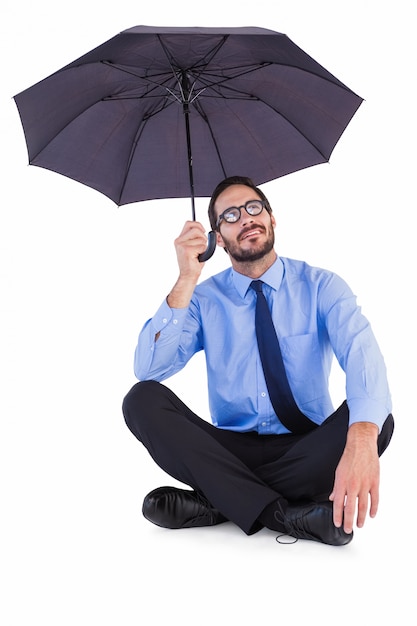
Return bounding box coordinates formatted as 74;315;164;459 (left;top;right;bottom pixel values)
216;199;266;229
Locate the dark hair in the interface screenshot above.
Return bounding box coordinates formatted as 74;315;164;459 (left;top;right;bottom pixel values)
208;176;272;231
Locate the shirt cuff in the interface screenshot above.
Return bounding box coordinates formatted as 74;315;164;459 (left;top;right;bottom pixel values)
151;299;189;334
347;396;392;433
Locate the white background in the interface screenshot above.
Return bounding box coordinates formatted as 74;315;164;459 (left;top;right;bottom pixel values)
1;1;414;624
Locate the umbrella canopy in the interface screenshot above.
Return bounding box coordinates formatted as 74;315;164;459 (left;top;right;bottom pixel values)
14;25;363;259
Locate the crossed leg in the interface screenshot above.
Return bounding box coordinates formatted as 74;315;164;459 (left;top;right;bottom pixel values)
122;380;394;535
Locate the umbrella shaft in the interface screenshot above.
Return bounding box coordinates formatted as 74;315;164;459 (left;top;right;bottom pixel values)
184;102;196;220
181;71;196;220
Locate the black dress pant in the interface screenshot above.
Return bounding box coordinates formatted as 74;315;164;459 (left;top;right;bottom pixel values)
122;380;394;535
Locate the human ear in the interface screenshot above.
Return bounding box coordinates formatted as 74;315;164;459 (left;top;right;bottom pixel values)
216;230;226;248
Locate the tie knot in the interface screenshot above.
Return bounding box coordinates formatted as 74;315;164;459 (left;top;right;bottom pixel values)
250;280;264;293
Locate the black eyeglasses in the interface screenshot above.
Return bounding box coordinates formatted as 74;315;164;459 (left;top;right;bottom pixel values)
216;199;266;228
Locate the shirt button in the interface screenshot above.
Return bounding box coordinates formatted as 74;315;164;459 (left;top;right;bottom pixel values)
262;421;267;427
173;319;178;325
162;318;168;324
261;392;266;397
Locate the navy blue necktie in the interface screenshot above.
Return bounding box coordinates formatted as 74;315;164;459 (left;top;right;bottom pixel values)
250;280;317;434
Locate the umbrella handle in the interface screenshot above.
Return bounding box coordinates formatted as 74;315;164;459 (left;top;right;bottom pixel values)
198;230;216;262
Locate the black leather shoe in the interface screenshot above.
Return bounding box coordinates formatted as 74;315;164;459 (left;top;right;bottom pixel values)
275;500;353;546
142;486;227;529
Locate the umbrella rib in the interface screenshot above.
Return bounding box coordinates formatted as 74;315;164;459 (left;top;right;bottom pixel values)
116;117;148;206
197;73;352;160
104;93;178;120
191;99;228;179
115;100;178;205
192;88;329;161
102;61;184;102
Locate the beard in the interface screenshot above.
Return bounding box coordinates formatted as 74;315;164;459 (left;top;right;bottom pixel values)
222;223;275;263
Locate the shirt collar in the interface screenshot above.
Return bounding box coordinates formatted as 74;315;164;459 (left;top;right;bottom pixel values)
232;256;284;299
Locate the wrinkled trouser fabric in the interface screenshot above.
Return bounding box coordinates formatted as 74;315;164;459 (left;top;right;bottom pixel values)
122;380;394;535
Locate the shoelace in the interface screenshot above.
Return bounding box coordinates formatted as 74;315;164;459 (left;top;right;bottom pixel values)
190;491;219;525
273;501;297;543
273;500;318;544
276;534;298;544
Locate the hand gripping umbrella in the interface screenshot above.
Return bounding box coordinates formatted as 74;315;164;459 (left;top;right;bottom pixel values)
14;26;363;261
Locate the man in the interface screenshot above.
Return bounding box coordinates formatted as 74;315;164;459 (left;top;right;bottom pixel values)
122;176;394;545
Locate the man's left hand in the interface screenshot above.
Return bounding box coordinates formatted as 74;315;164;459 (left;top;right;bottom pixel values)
329;421;380;534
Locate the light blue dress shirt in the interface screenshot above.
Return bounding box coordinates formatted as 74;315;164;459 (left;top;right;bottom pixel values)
134;257;392;434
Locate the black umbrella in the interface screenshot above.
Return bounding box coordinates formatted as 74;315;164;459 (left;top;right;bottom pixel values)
14;25;363;261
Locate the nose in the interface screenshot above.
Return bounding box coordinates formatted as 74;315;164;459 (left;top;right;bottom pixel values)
240;213;255;227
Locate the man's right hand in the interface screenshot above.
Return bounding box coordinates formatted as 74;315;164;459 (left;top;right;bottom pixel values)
167;221;208;308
